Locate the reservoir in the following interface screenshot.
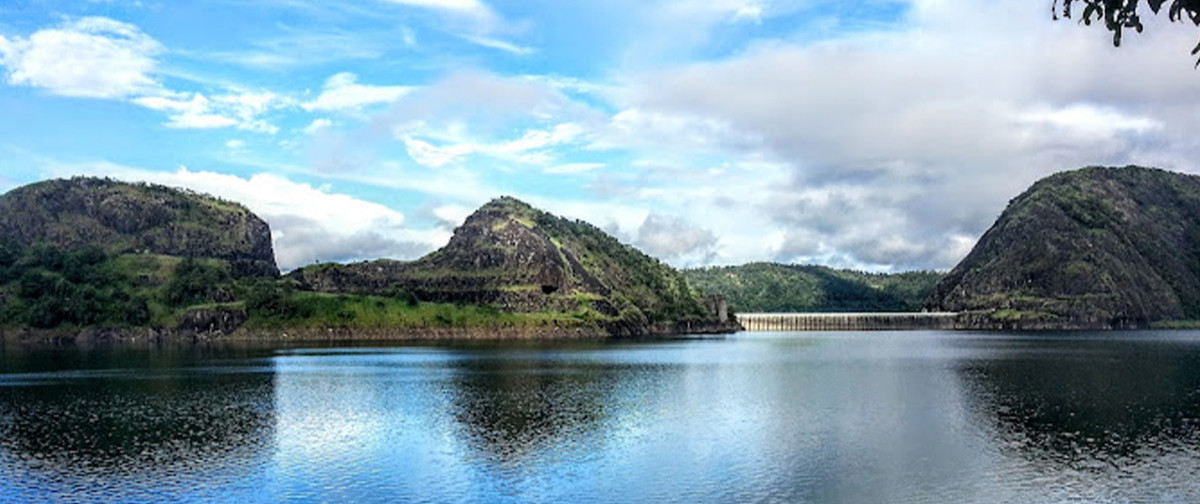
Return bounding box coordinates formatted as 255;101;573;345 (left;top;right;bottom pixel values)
3;331;1200;503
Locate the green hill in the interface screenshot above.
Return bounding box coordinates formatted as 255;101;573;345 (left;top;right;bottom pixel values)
683;262;942;313
0;182;735;340
0;177;277;277
927;166;1200;329
288;197;735;336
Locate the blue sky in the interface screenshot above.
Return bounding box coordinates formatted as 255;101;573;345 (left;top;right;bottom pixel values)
2;0;1199;271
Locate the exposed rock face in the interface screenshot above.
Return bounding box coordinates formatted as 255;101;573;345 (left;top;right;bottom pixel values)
927;166;1200;329
290;196;738;335
174;306;249;337
0;177;277;277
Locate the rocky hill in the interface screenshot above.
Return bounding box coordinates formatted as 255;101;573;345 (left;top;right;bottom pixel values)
926;166;1200;329
684;262;942;313
289;197;737;336
0;177;277;277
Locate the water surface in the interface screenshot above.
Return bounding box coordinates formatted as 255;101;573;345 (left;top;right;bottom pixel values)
3;331;1200;503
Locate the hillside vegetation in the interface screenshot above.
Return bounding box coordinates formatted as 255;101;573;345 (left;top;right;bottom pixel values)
684;262;942;313
289;197;734;336
0;182;734;340
0;177;277;277
927;166;1200;329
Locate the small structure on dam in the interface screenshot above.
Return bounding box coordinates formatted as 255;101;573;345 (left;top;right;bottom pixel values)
737;312;959;331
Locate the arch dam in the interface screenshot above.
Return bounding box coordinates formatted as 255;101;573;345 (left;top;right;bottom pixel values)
737;312;959;332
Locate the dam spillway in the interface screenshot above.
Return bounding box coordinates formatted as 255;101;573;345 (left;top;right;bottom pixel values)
737;312;959;332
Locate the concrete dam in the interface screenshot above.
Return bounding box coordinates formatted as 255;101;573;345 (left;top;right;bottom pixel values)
737;312;959;331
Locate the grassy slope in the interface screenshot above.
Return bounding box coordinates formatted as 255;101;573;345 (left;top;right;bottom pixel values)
0;248;586;334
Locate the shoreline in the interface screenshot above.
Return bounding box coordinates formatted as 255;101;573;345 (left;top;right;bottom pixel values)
0;319;741;347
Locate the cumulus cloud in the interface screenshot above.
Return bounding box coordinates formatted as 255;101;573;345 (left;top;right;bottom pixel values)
303;72;413;113
0;17;161;98
634;213;718;265
615;0;1200;270
0;17;286;133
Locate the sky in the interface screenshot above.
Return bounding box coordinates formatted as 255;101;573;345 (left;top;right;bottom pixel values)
2;0;1200;272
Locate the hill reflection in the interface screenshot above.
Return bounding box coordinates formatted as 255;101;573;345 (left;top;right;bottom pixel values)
0;345;276;502
956;333;1200;499
445;346;628;467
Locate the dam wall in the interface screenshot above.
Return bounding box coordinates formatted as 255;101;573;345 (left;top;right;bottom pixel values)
737;312;958;332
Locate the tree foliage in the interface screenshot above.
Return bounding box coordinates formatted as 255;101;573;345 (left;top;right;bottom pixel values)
163;257;232;307
684;263;943;313
0;243;150;328
1055;0;1200;63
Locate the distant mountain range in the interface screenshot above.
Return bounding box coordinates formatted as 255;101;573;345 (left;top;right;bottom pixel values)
683;263;942;313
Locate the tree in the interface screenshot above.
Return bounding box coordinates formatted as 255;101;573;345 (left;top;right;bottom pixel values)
1055;0;1200;63
164;257;231;307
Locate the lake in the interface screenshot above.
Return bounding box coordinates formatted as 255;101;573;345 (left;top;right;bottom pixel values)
3;331;1200;503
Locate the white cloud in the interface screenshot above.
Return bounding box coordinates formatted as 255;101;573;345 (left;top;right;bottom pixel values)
634;213;718;265
595;108;760;153
303;72;413;113
378;0;489;15
431;204;472;228
1015;104;1163;137
544;163;604;175
0;17;161;98
615;0;1200;269
214;91;288;134
304;118;333;134
401;136;468;168
0;17;288;134
198;28;387;70
133;91;286;133
400;122;585;167
134;93;238;129
225;139;246;149
459;34;535;55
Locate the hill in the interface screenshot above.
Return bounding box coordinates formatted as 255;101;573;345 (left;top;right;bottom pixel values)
0;177;277;277
288;197;736;336
0;182;735;341
683;262;942;313
926;166;1200;329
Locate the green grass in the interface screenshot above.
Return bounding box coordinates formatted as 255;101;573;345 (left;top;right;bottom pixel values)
241;292;593;330
988;309;1055;322
1150;320;1200;329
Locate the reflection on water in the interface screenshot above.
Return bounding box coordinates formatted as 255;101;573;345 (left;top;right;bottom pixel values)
3;332;1200;503
956;332;1200;502
446;348;620;465
0;345;276;503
